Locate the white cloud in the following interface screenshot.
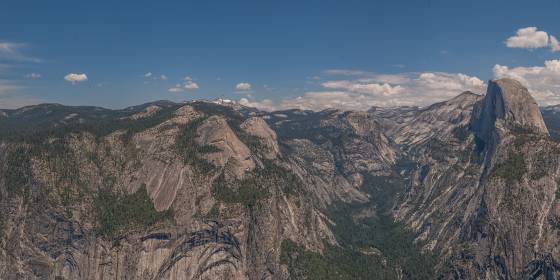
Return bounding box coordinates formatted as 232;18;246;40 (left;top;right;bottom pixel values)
493;59;560;105
240;71;486;111
144;72;169;82
417;72;485;91
168;76;199;92
168;87;184;93
25;73;41;79
506;27;550;49
279;91;369;111
321;80;405;95
64;73;88;84
184;80;199;90
239;98;276;111
545;60;560;72
235;82;252;91
505;27;560;52
550;36;560;52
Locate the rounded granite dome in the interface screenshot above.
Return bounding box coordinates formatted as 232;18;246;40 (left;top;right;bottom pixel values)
471;78;549;141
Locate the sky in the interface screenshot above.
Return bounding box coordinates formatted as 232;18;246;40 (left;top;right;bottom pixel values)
1;0;560;111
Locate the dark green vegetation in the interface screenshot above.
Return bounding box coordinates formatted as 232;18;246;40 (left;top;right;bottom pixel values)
93;185;173;238
281;239;394;280
2;142;85;209
281;174;436;280
3;146;33;196
541;108;560;141
1;102;184;204
492;151;527;183
556;179;560;200
212;160;301;208
549;216;560;231
175;117;220;173
0;215;4;240
212;172;268;208
452;125;470;142
0;102;182;143
2;136;93;212
0;102;181;242
267;109;354;146
529;150;554;180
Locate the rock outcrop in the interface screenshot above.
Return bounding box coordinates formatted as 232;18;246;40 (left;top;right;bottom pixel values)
471;78;549;143
240;117;280;159
196;115;255;178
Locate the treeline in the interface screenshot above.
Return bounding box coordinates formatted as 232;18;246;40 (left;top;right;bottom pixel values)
93;184;173;239
0;104;182;144
281;175;437;279
212;160;302;208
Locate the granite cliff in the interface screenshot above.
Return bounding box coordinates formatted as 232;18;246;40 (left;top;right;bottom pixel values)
1;79;560;279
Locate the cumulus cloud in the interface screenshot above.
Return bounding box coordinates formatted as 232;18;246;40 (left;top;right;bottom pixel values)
160;74;168;80
235;82;252;91
493;59;560;105
168;76;199;92
240;71;486;111
184;80;199;90
64;73;88;84
551;36;560;52
505;27;560;52
239;98;276;111
144;72;153;78
417;72;485;91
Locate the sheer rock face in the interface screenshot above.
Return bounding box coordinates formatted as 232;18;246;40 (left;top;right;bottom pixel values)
471;78;549;142
240;117;279;159
384;91;481;146
196;115;255;178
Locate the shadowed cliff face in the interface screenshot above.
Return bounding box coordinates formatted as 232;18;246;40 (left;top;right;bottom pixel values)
471;78;549;143
1;80;560;280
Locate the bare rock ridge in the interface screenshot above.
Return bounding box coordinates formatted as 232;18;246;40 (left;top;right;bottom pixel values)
471;78;549;142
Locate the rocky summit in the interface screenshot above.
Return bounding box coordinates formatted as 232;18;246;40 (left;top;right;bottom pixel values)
1;79;560;280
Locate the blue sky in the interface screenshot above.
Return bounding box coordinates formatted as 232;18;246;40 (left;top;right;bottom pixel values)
1;0;560;110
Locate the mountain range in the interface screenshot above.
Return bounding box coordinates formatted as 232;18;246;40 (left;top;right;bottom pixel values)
1;78;560;280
